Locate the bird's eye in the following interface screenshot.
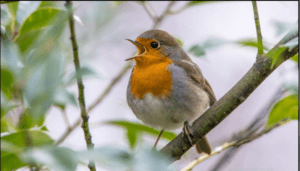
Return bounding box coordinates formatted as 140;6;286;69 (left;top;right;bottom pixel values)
150;42;159;49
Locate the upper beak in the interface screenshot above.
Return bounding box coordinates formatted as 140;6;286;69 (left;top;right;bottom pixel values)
126;39;141;47
125;39;145;61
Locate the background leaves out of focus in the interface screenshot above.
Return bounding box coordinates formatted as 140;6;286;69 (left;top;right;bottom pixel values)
1;1;298;171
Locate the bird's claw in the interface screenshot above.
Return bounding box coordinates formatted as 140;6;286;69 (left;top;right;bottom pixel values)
182;121;194;145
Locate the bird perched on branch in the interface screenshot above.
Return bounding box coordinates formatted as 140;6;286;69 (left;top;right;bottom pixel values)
126;29;216;154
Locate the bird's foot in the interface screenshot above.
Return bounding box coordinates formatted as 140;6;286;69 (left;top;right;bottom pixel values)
182;121;194;145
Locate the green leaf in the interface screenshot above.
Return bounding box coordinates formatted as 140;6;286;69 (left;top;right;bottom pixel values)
271;20;294;36
188;44;206;57
1;37;22;72
53;86;78;108
1;130;54;148
1;153;26;171
66;66;98;86
16;30;41;54
80;147;173;171
7;2;19;18
39;1;57;8
1;68;14;87
1;68;14;99
187;1;216;7
290;54;298;63
20;147;78;171
1;92;9;118
267;94;298;127
106;120;177;141
14;8;67;41
1;140;22;154
202;37;228;49
41;125;48;131
1;8;11;26
16;1;41;25
270;46;286;69
18;109;45;130
133;148;172;171
80;146;133;168
127;129;138;149
1;130;54;171
1;116;17;133
112;1;125;7
175;37;183;47
24;49;63;123
236;39;269;51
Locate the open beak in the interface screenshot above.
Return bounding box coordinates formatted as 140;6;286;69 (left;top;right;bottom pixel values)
125;39;145;61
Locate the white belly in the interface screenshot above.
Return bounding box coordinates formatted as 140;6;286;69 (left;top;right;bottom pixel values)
129;90;209;131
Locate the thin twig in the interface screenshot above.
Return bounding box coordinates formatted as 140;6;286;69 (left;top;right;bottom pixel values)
153;1;176;29
210;86;286;171
141;2;157;22
60;107;71;129
65;1;95;171
252;1;264;55
181;118;291;171
54;119;81;146
55;2;177;146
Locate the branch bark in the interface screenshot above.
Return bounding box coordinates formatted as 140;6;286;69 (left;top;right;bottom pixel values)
210;86;287;171
65;1;95;171
159;28;298;163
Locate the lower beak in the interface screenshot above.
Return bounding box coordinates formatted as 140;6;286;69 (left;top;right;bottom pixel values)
125;56;138;61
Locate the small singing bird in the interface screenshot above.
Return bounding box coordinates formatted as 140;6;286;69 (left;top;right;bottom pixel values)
126;30;216;154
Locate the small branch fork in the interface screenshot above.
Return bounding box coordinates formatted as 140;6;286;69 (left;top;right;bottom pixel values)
65;1;95;171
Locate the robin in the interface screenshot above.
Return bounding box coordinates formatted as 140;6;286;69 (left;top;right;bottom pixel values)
125;29;216;154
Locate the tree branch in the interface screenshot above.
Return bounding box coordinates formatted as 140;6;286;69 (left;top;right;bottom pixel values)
159;28;298;163
141;2;158;22
210;86;286;171
252;1;263;55
55;1;177;146
152;1;176;29
65;1;95;171
181;118;291;171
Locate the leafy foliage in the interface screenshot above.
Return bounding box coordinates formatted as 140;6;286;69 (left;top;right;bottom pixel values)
187;37;270;58
290;54;298;63
106;120;177;149
19;146;173;171
1;130;54;171
267;94;298;127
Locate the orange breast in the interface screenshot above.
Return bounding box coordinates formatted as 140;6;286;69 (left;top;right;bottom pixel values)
130;56;173;99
